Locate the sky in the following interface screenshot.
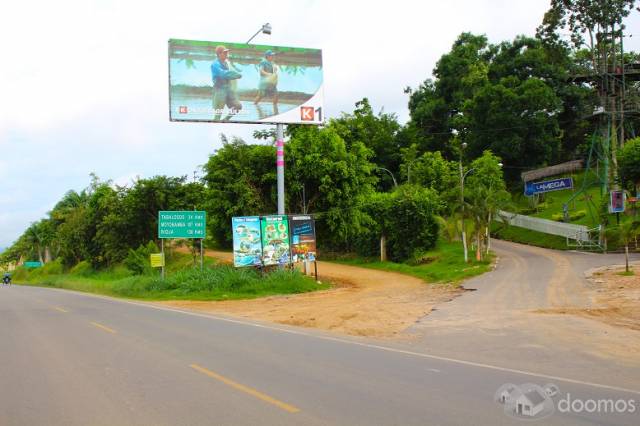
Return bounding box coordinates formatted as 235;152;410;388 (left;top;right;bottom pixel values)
1;0;639;249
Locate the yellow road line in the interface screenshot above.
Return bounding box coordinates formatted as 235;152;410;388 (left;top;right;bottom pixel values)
54;307;68;313
190;364;300;413
90;321;116;334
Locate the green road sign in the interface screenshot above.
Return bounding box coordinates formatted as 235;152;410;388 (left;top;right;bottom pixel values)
158;211;206;239
24;261;42;268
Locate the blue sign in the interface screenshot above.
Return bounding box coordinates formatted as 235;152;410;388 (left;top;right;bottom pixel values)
525;178;573;196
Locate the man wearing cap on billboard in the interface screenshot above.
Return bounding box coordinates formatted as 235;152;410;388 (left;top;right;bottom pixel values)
253;50;279;115
211;45;242;121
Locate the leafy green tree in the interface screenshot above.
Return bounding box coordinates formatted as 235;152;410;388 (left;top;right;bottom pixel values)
617;220;640;273
407;33;492;158
286;124;377;250
203;135;277;248
619;137;640;190
331;98;404;191
463;76;562;180
357;186;441;262
401;149;457;199
464;151;511;260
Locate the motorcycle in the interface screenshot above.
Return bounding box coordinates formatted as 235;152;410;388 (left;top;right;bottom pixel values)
2;275;11;285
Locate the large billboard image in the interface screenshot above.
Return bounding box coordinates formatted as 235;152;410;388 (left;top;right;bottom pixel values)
169;39;323;125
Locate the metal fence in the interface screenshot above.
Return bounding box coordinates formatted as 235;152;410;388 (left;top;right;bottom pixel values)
496;210;591;242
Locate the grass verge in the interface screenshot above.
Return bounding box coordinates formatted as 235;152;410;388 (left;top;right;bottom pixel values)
331;241;494;284
15;254;328;301
490;222;569;250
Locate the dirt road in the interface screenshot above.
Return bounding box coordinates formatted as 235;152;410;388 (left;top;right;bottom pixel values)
408;240;640;387
162;249;461;338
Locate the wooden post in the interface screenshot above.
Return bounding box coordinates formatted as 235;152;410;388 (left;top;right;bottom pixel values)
380;235;387;262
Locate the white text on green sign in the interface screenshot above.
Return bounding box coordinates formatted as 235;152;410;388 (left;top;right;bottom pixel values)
158;211;206;239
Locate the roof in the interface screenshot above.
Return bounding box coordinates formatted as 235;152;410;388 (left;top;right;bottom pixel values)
520;389;546;406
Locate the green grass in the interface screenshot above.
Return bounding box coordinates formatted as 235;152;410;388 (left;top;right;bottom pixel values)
15;253;327;301
491;222;568;250
331;240;493;284
617;270;635;276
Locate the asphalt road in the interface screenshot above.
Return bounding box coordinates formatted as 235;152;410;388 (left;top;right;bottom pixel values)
1;272;639;425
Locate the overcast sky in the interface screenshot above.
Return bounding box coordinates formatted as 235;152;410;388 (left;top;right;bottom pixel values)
1;0;639;248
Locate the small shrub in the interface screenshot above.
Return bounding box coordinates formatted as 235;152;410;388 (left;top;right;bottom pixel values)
551;209;586;222
40;259;63;276
124;241;160;275
70;260;93;276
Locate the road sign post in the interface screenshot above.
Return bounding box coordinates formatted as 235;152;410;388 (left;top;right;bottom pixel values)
158;211;207;277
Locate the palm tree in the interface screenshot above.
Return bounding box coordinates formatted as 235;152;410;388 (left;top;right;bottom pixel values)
618;220;640;273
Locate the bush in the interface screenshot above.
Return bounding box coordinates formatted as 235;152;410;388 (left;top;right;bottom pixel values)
124;241;160;275
356;185;440;262
551;209;586;222
70;260;93;276
38;259;63;276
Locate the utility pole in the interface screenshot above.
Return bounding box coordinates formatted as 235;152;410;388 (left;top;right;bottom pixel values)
460;142;468;263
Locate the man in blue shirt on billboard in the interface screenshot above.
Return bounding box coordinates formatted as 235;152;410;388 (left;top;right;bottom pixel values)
254;50;279;115
211;45;242;121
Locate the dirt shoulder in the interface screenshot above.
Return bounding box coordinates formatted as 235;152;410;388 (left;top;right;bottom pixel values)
158;249;462;338
574;262;640;331
535;261;640;332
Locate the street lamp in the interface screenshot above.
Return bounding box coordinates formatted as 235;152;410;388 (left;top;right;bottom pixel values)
245;24;286;216
247;23;272;44
376;167;398;188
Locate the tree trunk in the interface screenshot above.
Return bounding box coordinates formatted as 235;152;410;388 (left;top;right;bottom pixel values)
625;245;629;273
380;234;387;262
476;231;482;261
462;226;468;263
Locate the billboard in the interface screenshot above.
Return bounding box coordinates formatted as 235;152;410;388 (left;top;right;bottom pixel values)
260;215;290;266
232;216;263;267
289;215;316;263
168;39;323;125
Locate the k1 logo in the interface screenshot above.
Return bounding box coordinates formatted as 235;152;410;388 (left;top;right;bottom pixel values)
300;106;315;121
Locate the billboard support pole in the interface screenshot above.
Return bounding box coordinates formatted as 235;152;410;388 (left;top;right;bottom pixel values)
277;124;285;215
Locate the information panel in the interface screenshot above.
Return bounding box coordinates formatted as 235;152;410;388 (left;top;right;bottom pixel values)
289;215;316;263
260;215;290;266
232;216;263;267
